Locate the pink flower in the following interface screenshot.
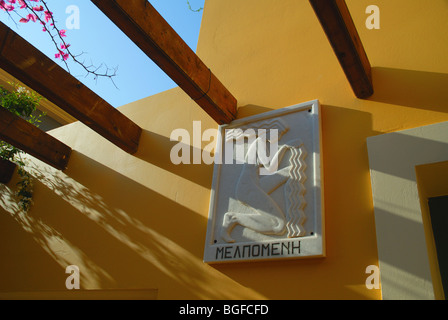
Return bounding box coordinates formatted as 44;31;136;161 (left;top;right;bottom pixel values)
0;0;14;11
59;29;67;37
60;43;71;50
19;13;37;23
26;13;37;22
33;5;43;11
44;10;52;22
1;0;17;10
55;49;64;58
55;50;70;61
17;0;25;9
1;2;14;11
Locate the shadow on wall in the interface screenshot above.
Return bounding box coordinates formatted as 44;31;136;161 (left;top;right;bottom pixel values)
0;150;263;299
0;174;117;292
369;67;448;112
236;104;276;119
135;130;214;189
0;193;70;291
373;204;434;299
366;124;448;299
368;133;448;181
134;103;281;189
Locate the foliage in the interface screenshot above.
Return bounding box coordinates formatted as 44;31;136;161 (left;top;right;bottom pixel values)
187;0;203;13
0;83;44;212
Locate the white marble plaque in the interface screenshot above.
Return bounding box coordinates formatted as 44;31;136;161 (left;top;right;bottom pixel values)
204;100;325;263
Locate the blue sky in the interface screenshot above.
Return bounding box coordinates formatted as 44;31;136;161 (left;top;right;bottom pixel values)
1;0;205;107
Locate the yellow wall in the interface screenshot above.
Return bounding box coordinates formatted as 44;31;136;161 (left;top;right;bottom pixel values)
1;0;448;299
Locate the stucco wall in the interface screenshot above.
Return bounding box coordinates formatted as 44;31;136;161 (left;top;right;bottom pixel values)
1;0;448;299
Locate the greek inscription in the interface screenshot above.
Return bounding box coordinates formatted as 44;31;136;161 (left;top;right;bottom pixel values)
214;241;301;260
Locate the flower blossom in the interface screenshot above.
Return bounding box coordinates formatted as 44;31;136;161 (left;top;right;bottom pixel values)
1;0;71;62
44;10;52;22
19;13;37;23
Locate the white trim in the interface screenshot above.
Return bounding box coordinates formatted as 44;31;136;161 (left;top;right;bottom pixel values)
367;121;448;299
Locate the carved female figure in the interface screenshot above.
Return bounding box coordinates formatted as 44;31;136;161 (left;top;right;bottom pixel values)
220;135;295;243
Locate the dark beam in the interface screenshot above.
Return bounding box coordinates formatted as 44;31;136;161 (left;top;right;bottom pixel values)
91;0;237;124
0;21;142;154
309;0;374;98
0;158;16;184
0;107;71;170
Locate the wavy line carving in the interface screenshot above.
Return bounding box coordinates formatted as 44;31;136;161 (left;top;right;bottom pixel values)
285;145;307;238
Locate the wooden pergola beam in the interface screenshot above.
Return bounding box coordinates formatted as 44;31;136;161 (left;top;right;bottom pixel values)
309;0;374;98
0;21;142;154
0;158;16;184
91;0;237;124
0;107;71;170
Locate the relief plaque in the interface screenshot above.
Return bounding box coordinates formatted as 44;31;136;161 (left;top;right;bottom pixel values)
204;100;325;263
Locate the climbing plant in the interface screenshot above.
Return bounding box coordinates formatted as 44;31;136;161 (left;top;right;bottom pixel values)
0;83;44;212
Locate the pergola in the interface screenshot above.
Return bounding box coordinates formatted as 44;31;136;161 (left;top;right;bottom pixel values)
0;0;372;184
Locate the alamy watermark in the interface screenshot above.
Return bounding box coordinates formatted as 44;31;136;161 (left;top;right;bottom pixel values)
365;265;380;289
65;265;80;290
65;5;80;30
170;121;281;175
63;4;379;31
366;5;380;30
64;264;379;291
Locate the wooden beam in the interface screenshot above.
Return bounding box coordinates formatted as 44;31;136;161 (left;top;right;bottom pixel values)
0;158;16;184
0;69;77;125
0;21;142;154
309;0;374;98
91;0;237;124
0;107;71;170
